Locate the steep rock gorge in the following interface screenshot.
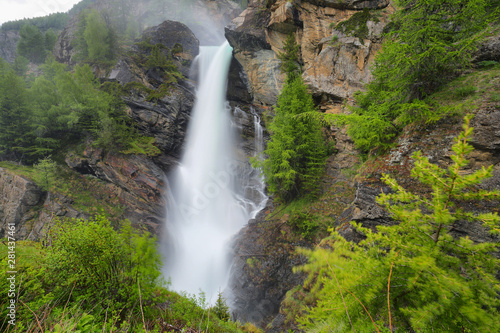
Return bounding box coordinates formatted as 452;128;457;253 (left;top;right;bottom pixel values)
224;0;500;331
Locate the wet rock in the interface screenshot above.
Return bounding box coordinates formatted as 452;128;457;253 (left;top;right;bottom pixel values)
227;56;253;103
229;203;309;328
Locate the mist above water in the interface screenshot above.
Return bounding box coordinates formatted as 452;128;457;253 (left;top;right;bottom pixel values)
162;42;267;303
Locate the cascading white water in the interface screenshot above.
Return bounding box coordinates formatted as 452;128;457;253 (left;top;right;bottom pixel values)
163;41;267;303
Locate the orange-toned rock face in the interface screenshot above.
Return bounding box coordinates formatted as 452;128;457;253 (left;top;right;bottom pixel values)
226;0;393;105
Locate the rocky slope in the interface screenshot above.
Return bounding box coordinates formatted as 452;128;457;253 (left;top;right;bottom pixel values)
224;1;500;331
225;0;392;107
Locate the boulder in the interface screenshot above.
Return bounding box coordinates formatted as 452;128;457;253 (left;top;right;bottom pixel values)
0;168;43;239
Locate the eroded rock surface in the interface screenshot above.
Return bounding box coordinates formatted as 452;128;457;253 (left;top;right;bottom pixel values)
0;168;86;240
226;0;392;105
0;31;20;63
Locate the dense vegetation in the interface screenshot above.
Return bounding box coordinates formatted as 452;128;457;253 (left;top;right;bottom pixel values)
0;56;151;164
329;0;494;152
254;34;329;201
289;118;500;332
0;215;250;332
1;13;69;32
16;24;57;63
73;9;119;64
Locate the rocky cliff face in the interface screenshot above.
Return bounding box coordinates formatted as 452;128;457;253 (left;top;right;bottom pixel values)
225;0;391;106
0;168;87;240
0;30;20;63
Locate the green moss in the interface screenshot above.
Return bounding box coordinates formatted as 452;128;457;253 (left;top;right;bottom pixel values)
121;136;161;157
335;8;377;43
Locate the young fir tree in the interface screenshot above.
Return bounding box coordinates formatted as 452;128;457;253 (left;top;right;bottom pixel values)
295;115;500;332
254;33;328;201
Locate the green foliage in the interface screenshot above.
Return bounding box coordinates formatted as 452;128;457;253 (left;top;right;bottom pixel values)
16;24;47;63
257;32;328;201
74;9;118;64
329;0;490;151
44;28;58;52
83;10;117;63
453;85;476;99
1;12;69;32
255;76;328;201
211;291;231;322
13;55;29;76
33;156;58;191
277;33;301;81
0;61;35;161
289;211;319;240
121;136;161;156
46;215;162;310
335;8;377;43
293;116;500;332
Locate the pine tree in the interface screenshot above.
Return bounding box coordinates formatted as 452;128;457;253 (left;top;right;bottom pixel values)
294;116;500;332
0;63;34;161
255;33;328;201
17;24;46;63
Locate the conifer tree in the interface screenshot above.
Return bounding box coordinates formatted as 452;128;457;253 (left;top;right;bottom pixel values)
0;63;34;161
17;24;46;63
295;116;500;332
329;0;490;151
255;34;328;201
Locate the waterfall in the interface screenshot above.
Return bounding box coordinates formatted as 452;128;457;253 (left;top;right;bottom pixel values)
162;41;267;303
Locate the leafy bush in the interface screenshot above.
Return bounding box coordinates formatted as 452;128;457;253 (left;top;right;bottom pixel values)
293;116;500;332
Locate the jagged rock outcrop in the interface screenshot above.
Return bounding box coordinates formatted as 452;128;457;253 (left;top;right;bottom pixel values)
0;168;86;240
107;20;198;166
225;0;392;105
53;15;79;65
0;168;43;239
0;30;20;63
229;205;309;329
65;148;166;233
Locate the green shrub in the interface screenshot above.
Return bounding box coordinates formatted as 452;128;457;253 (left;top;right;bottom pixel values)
289;211;319;239
453;85;476;99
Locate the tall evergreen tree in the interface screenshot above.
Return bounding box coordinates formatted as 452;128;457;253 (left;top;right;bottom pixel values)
255;34;328;201
0;63;34;161
17;24;46;63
